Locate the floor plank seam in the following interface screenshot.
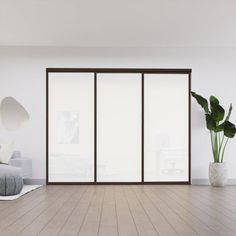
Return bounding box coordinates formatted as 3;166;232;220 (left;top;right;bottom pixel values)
57;186;88;235
113;186;119;236
77;187;96;235
142;186;181;236
8;187;66;235
167;185;236;235
150;186;203;236
162;186;221;236
0;187;62;234
37;187;79;235
123;186;140;236
130;186;160;236
97;186;106;236
15;187;71;236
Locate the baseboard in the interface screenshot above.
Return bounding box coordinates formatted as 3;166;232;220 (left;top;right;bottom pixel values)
23;179;46;185
192;178;236;185
23;178;236;186
191;179;210;185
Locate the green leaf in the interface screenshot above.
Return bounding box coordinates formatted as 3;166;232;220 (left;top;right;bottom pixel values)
210;96;225;122
224;121;236;138
210;96;219;106
191;92;209;113
215;122;225;132
211;103;232;132
225;103;233;121
205;114;216;131
211;105;225;122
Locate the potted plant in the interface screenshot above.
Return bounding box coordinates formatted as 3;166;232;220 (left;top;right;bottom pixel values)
192;92;236;186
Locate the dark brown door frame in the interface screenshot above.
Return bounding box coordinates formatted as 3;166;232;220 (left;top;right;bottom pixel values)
46;68;191;185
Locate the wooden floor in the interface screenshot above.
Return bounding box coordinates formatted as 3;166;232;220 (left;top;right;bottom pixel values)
1;185;236;236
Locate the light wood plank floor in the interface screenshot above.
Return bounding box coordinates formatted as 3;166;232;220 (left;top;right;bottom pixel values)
1;185;236;236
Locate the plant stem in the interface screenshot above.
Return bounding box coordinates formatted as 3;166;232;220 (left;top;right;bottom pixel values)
214;132;219;162
218;132;221;161
221;138;229;163
219;133;224;159
210;131;216;162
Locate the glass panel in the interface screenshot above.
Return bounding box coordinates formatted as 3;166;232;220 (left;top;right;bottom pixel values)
144;74;189;182
48;73;94;182
97;73;141;182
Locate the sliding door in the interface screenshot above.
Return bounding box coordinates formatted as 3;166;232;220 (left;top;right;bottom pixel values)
97;74;142;182
48;73;94;182
47;69;190;184
144;74;189;182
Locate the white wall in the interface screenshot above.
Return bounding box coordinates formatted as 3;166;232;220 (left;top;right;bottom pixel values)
2;0;236;48
0;46;236;182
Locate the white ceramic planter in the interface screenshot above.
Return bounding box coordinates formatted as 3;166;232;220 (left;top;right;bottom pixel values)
209;162;227;187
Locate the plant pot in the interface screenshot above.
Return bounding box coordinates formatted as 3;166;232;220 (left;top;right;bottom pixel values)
209;162;227;187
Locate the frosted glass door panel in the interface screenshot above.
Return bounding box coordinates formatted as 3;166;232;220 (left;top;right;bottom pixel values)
97;74;141;182
144;74;189;182
48;73;94;182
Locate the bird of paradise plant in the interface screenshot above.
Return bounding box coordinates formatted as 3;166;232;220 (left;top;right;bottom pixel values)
192;92;236;163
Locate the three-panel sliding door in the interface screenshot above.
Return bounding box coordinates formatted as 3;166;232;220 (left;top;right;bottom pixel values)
47;69;191;184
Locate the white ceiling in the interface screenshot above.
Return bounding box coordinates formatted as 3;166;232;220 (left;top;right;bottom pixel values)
0;0;236;47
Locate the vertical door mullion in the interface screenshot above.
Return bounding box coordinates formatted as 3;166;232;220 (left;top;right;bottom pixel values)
94;73;97;183
141;73;144;183
188;72;191;184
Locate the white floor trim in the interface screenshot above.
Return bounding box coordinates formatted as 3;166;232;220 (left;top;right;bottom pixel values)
23;178;236;185
0;185;42;201
24;179;46;185
192;178;236;185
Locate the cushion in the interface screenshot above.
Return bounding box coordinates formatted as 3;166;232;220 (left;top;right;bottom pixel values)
0;164;23;196
0;164;22;176
0;142;14;164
